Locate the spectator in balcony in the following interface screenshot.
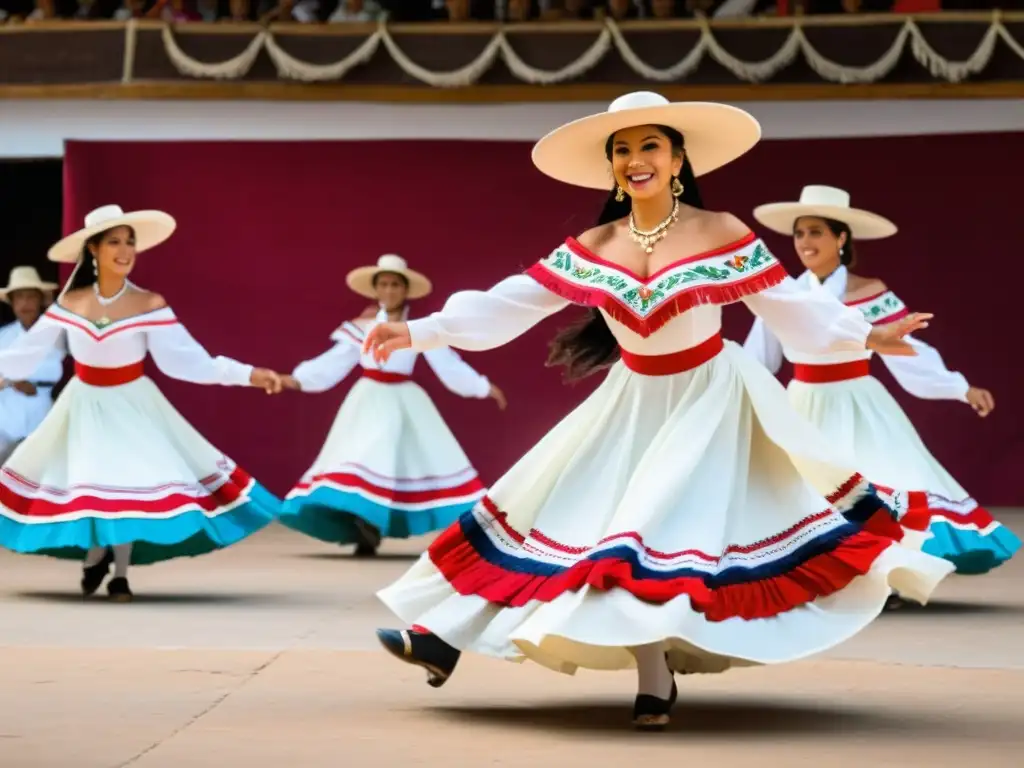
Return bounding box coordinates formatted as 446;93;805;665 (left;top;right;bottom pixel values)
444;0;492;19
713;0;777;17
147;0;204;20
649;0;679;17
0;0;38;21
446;0;469;18
112;0;147;19
329;0;378;21
682;0;717;15
538;0;595;18
505;0;536;19
258;0;321;21
597;0;640;19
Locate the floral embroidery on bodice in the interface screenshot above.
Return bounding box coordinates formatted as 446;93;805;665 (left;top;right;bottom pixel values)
525;232;785;338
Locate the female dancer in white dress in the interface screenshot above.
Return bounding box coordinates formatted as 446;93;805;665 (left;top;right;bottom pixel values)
745;185;1019;578
362;93;955;729
0;205;284;601
280;254;507;557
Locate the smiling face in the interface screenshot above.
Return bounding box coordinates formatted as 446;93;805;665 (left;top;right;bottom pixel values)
88;225;137;281
372;272;409;313
793;216;846;275
610;124;683;203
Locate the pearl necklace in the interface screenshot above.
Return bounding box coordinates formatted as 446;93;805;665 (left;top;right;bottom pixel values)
93;280;130;328
628;199;680;255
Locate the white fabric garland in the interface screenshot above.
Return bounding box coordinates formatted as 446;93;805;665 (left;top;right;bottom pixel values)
161;24;266;81
155;14;1024;86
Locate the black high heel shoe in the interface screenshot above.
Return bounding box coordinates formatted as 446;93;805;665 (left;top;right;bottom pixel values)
352;519;381;558
632;679;678;731
81;549;113;596
884;592;911;611
376;628;461;688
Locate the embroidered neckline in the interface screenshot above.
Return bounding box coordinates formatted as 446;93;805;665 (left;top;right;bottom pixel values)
845;289;907;326
525;233;786;338
45;305;178;341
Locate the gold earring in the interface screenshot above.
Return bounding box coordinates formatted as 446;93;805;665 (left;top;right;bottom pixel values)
671;176;684;197
615;186;625;202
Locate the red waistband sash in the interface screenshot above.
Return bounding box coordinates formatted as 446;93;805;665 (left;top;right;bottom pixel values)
75;360;145;387
619;333;724;376
362;369;412;384
792;359;871;384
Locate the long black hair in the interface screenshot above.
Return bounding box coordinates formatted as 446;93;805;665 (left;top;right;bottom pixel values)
546;124;703;381
62;225;137;296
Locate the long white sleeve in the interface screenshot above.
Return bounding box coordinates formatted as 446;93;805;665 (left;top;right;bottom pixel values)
742;316;784;373
742;276;871;355
407;275;570;352
422;347;491;398
0;319;66;382
879;335;970;402
292;343;361;394
146;321;253;386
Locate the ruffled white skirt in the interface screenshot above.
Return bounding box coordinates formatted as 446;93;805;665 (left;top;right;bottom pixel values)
379;342;953;676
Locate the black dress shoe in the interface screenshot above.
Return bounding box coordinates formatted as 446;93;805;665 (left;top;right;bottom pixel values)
107;577;133;603
632;679;678;731
352;518;381;557
81;549;113;596
884;593;911;611
376;628;461;688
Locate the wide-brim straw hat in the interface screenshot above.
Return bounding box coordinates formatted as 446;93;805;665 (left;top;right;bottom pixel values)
753;185;897;240
531;90;762;190
48;204;177;264
0;266;59;303
345;254;432;300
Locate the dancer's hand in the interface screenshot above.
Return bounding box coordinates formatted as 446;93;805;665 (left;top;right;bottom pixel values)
280;374;303;392
250;368;283;394
488;383;508;411
966;386;994;418
865;313;933;356
11;381;37;396
362;322;411;364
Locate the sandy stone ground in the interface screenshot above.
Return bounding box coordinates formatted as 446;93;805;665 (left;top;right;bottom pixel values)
2;512;1023;768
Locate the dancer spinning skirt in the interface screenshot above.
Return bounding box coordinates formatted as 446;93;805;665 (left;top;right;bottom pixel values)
363;93;955;729
745;185;1019;575
280;254;507;557
0;205;284;601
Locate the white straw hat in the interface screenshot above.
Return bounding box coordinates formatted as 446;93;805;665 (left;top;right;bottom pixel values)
531;91;762;190
753;185;897;240
345;255;432;300
48;204;177;264
0;266;58;303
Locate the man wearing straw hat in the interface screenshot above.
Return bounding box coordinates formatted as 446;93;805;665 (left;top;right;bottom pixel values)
0;266;65;464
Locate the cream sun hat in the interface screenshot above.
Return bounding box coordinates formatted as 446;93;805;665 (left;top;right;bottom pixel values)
48;204;177;264
530;91;762;190
345;255;432;301
0;266;59;303
753;185;897;240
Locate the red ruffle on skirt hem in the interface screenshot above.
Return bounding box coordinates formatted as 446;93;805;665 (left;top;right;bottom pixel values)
426;515;891;623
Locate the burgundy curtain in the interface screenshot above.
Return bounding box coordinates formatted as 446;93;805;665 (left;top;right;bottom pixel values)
63;134;1022;504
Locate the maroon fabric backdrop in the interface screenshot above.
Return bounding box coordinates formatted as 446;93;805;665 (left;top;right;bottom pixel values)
62;134;1022;505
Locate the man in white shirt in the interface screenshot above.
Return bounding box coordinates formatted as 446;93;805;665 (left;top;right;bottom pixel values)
0;266;65;464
